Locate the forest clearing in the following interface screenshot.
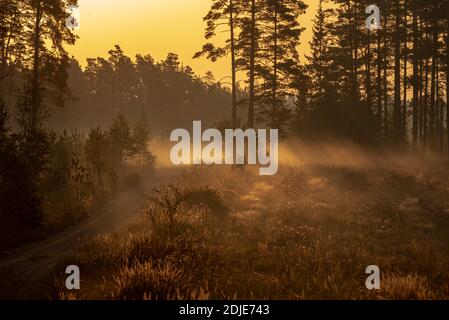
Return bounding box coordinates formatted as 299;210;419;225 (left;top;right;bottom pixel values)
50;153;449;300
1;0;449;303
3;143;449;299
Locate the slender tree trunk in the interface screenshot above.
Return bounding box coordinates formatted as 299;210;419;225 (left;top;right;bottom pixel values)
383;9;389;140
419;17;424;146
412;0;419;150
447;13;449;157
348;1;354;93
402;1;407;139
424;51;429;146
429;27;437;148
7;64;14;107
0;3;11;105
352;0;359;102
318;0;323;101
366;29;372;116
0;11;5;104
437;58;443;155
230;0;237;129
436;57;440;149
248;0;256;128
393;0;402;143
419;53;423;146
377;27;382;139
31;0;42;134
271;1;278;128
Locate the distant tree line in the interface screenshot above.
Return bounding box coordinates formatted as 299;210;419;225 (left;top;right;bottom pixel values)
49;48;235;133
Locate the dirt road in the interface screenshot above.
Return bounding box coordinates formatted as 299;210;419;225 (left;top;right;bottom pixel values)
0;167;179;299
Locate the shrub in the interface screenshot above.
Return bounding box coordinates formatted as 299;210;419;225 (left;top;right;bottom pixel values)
113;259;209;300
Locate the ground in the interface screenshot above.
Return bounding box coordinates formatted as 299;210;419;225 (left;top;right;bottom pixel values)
1;152;449;300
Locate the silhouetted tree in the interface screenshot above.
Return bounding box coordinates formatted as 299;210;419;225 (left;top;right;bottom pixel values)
194;0;243;128
131;113;155;168
109;113;132;166
256;0;307;132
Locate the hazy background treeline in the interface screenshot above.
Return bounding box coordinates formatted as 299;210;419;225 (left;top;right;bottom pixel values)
48;49;234;133
3;45;233;133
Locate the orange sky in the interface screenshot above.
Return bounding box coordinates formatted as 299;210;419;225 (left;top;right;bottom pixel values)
68;0;319;81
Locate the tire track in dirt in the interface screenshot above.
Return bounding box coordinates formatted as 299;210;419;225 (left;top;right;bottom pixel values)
0;167;180;299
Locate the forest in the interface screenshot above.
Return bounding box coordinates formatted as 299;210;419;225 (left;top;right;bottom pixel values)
0;0;449;300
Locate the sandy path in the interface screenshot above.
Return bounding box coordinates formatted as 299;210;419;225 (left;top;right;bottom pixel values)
0;167;179;299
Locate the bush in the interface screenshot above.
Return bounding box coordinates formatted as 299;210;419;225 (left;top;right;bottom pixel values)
144;185;228;239
113;259;206;300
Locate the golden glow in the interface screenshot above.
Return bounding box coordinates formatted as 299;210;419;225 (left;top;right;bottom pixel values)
68;0;319;81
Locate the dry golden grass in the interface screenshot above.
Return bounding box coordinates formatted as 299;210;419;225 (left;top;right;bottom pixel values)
53;162;449;300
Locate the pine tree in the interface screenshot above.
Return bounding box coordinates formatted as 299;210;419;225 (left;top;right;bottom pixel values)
108;45;139;115
0;0;25;108
131;113;155;168
248;0;257;128
194;0;243;128
109;113;132;166
307;0;330;102
85;127;108;188
411;0;419;149
24;0;77;134
257;0;307;131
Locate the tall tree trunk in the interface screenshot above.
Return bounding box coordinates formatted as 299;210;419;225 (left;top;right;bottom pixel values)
402;1;407;139
31;0;42;134
318;0;323;101
446;13;449;157
383;8;389;140
366;29;372;116
419;52;423;146
7;66;14;107
248;0;256;128
429;27;437;149
393;0;402;143
424;50;429;146
419;17;424;146
352;0;359;102
412;0;419;150
377;26;382;139
437;58;443;155
230;0;237;129
0;10;5;104
0;3;12;105
271;0;278;128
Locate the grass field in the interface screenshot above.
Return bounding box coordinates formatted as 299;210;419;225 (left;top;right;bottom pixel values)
51;150;449;299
